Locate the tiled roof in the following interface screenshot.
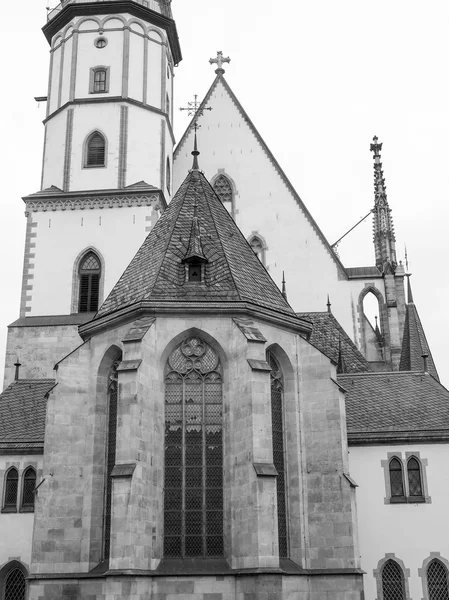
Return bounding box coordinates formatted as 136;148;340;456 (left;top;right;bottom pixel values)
399;303;439;381
97;168;296;319
297;312;370;373
346;266;382;279
339;372;449;443
0;379;56;452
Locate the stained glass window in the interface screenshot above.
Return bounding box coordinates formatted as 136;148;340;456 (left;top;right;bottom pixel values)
79;252;101;313
4;567;26;600
21;467;36;508
267;351;288;557
407;457;423;497
3;468;18;510
86;132;106;167
164;337;223;558
428;559;449;600
381;559;406;600
104;358;120;559
389;458;404;498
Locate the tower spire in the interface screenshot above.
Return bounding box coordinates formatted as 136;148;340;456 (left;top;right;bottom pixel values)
192;132;200;171
370;136;397;274
282;272;287;300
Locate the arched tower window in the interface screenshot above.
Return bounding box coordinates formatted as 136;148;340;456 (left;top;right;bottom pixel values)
267;350;288;557
212;174;234;216
359;288;385;363
104;357;121;559
166;157;171;194
427;559;449;600
79;252;101;312
3;566;26;600
389;457;405;499
3;468;19;511
21;467;36;510
164;336;223;558
407;457;423;498
381;559;406;599
85;132;106;167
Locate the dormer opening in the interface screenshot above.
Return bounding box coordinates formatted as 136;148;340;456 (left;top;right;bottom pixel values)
188;263;202;282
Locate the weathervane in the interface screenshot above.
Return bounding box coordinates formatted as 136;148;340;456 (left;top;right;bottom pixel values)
209;51;231;74
179;94;212;132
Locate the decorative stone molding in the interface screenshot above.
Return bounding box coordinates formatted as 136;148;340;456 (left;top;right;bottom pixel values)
24;192;162;213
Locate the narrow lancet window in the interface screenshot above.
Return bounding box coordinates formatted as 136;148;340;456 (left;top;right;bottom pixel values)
3;468;19;511
407;457;423;497
79;252;101;312
166;157;171;194
86;132;106;167
164;337;223;558
104;357;120;559
267;350;287;557
21;467;36;509
381;559;406;599
389;457;405;499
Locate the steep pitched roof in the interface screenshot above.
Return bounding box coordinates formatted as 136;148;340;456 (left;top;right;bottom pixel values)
0;379;56;453
399;303;439;381
298;311;370;373
339;372;449;444
174;74;348;278
97;167;297;319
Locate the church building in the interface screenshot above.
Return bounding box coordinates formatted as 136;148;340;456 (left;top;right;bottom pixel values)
1;1;448;599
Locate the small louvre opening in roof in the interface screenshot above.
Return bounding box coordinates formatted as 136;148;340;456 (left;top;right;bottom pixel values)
188;263;201;282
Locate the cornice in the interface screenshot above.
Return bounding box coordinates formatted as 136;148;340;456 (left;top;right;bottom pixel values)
42;0;182;65
23;188;165;214
78;302;313;340
348;430;449;445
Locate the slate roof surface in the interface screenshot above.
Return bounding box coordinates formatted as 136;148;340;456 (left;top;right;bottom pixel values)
97;168;296;318
339;371;449;442
399;303;439;381
0;379;56;451
346;266;382;278
297;312;370;373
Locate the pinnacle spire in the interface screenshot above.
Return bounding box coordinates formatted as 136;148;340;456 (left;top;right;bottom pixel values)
282;272;287;300
337;337;346;374
370;136;397;274
183;188;207;264
327;295;332;313
191;132;200;171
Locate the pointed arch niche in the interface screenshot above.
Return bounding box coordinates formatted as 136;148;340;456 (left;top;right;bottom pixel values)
211;171;236;218
248;232;268;266
71;247;105;314
357;285;388;364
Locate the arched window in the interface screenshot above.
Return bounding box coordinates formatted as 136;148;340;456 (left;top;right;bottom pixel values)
166;157;171;194
3;468;18;511
381;559;406;599
164;336;223;558
104;357;120;559
85;132;106;167
213;174;233;205
267;350;287;557
250;236;264;260
427;559;449;600
389;457;405;499
21;467;36;510
407;457;423;498
3;566;26;600
79;252;101;312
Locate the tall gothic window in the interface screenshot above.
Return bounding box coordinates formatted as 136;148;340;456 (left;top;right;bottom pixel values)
79;252;101;312
389;457;405;499
104;358;120;559
267;350;287;557
407;457;423;498
427;560;449;600
212;174;234;215
381;559;406;600
164;337;223;558
3;468;19;511
166;157;171;194
85;132;106;167
4;567;26;600
21;467;36;510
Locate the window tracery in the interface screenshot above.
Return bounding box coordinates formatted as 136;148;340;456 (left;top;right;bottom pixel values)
427;559;449;600
213;174;233;204
164;336;223;558
381;559;406;600
3;468;18;512
4;567;26;600
21;467;36;510
79;251;101;312
407;456;423;498
389;457;405;499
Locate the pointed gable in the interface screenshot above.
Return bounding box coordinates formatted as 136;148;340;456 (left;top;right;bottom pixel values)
400;303;439;381
97;168;296;319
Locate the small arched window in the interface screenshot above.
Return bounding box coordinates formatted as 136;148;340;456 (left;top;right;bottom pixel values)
250;236;264;259
407;457;423;498
166;157;171;194
4;567;26;600
3;468;19;512
86;132;106;167
389;457;405;499
79;252;101;312
427;559;449;600
381;559;406;599
21;467;36;510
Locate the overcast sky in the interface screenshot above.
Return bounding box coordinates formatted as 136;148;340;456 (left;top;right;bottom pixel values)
1;0;448;387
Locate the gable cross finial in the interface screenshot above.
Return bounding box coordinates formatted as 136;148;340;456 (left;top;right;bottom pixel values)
179;93;212;133
209;51;231;74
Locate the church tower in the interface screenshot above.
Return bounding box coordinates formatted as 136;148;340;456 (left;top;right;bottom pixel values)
4;0;181;385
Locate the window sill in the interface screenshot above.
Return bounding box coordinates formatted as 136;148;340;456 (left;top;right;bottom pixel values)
89;90;109;95
389;495;426;504
19;506;35;513
1;507;17;513
83;164;106;169
389;496;407;504
407;495;426;503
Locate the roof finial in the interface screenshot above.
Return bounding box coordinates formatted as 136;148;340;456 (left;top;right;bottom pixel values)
192;131;200;171
327;295;332;313
282;271;287;300
209;50;231;75
14;357;21;382
370;136;397;273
